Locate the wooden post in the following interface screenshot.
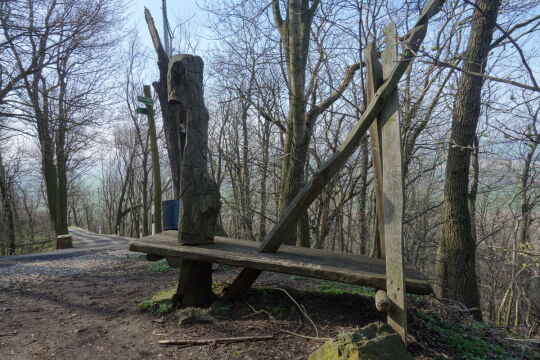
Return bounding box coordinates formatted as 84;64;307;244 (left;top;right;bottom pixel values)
380;23;407;342
167;54;220;307
364;43;385;259
223;0;447;301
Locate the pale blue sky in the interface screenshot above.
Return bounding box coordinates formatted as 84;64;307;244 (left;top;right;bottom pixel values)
131;0;210;55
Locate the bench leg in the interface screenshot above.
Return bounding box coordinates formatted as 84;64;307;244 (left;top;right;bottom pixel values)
222;268;261;301
173;260;213;307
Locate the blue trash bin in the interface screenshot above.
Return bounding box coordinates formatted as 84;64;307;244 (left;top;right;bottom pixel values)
162;200;179;230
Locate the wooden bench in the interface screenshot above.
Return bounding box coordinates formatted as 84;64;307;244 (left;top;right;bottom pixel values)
129;231;431;295
136;3;445;341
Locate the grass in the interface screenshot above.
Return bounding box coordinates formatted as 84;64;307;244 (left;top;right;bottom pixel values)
136;299;173;314
417;312;539;360
210;303;232;316
136;288;176;315
145;259;174;272
314;280;374;297
289;276;374;297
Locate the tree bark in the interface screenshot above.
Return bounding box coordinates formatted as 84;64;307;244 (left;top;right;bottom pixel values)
0;152;15;255
435;0;502;321
168;55;220;245
144;85;162;234
144;7;183;200
273;0;319;247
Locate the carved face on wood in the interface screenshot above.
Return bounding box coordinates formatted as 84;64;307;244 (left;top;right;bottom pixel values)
167;54;204;107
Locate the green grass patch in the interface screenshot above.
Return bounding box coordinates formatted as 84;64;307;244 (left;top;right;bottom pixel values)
417;313;538;360
136;287;176;314
136;299;173;314
145;259;173;272
315;280;374;297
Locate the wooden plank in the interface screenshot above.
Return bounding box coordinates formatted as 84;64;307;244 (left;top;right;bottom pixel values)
381;23;407;342
365;43;386;259
129;232;432;295
258;0;448;254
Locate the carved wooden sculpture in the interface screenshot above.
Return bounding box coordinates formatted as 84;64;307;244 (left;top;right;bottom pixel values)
168;54;220;306
168;54;220;245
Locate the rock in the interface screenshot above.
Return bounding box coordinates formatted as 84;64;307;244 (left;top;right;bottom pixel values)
308;322;413;360
177;307;216;325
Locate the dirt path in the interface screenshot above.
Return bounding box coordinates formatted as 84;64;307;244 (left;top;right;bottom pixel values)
0;231;389;359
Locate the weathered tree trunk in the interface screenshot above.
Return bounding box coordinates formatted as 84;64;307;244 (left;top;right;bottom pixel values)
55;66;69;237
114;150;136;233
168;55;220;245
274;0;319;247
468;136;479;244
144;85;162;234
168;55;220;307
257;119;271;242
435;0;501;321
0;152;15;255
144;8;183;200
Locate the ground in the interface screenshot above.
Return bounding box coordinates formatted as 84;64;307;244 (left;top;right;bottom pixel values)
0;229;538;360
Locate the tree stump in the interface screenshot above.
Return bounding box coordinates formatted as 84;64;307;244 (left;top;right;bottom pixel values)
167;54;220;307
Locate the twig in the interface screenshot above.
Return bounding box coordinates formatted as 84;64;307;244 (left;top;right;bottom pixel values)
279;329;331;342
159;335;274;346
242;303;274;319
271;287;319;338
0;331;17;337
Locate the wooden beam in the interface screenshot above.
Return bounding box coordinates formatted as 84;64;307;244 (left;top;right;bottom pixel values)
129;232;433;295
258;0;447;254
365;43;385;259
381;23;407;342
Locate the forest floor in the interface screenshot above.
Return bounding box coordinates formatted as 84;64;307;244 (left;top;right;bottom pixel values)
0;230;538;360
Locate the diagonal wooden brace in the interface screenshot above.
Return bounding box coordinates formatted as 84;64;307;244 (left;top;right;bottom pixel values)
222;0;447;301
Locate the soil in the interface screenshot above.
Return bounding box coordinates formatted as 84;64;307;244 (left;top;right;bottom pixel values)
1;252;535;360
0;253;387;360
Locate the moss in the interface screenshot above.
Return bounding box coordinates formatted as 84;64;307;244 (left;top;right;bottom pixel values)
151;287;176;303
136;287;176;314
145;259;173;272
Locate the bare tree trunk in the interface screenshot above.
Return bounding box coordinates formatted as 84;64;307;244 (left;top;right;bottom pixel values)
55;63;69;236
468;136;479;244
258;119;271;241
144;8;183;200
435;0;501;321
0;152;15;255
274;0;319;247
115;150;136;233
144;85;162;234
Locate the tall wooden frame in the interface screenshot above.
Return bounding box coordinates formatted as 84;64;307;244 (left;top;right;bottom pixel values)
222;0;446;340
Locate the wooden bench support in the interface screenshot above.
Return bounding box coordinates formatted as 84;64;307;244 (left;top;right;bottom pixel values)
174;260;213;307
222;268;262;301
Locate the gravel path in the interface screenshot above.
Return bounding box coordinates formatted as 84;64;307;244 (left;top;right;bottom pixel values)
0;229;140;288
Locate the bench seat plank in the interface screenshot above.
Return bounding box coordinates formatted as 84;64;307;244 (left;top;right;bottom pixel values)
129;231;432;295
